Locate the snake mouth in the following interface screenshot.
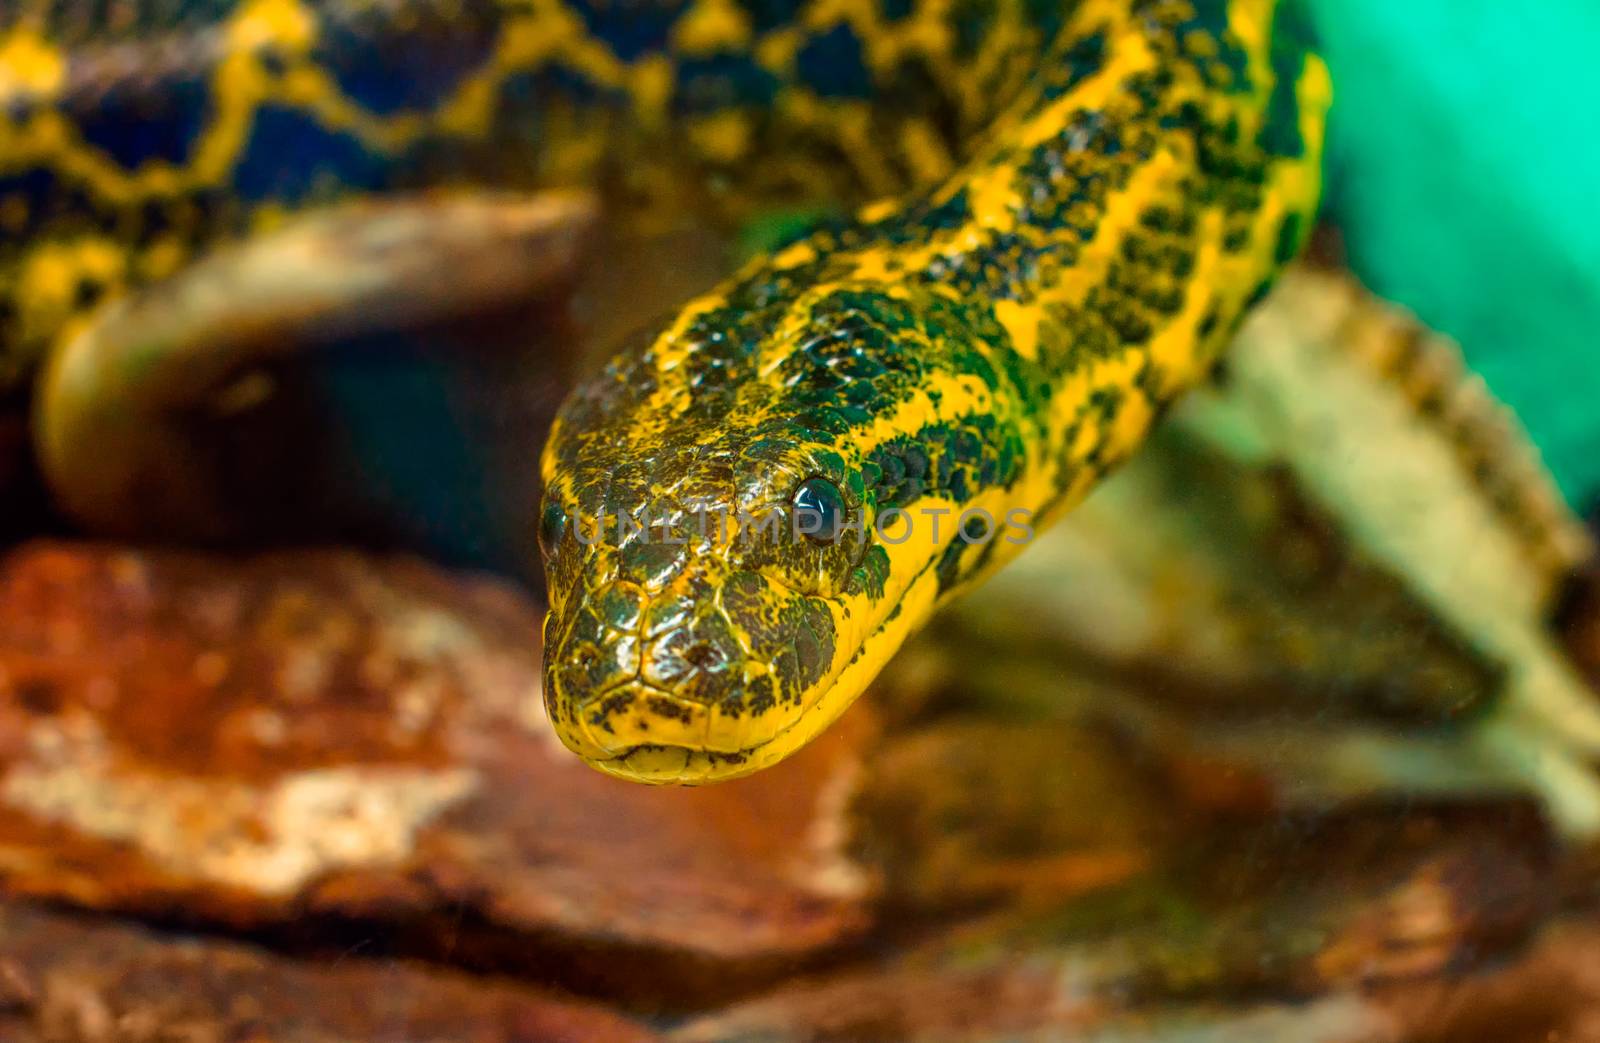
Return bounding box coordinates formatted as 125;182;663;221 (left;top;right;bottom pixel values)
588;743;761;785
552;675;780;784
543;554;852;782
544;552;941;784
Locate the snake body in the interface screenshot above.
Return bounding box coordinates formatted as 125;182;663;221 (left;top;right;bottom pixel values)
4;0;1139;390
0;0;1329;782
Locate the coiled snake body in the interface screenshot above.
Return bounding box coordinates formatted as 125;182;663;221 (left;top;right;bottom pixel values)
0;0;1329;781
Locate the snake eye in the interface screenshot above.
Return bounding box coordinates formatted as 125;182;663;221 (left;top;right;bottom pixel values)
539;501;569;560
791;477;846;545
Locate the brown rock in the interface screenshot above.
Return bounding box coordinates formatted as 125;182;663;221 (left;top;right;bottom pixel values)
690;915;1600;1043
670;962;1105;1043
1373;918;1600;1043
1098;800;1557;997
0;900;659;1042
673;801;1557;1041
852;718;1182;911
0;541;875;1005
673;977;1401;1043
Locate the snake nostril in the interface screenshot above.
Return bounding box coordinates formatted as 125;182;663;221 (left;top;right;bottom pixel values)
683;642;721;670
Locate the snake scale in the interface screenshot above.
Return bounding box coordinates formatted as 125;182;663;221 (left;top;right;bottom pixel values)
0;0;1330;782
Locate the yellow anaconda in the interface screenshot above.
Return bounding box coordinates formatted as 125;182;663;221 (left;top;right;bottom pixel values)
0;0;1329;782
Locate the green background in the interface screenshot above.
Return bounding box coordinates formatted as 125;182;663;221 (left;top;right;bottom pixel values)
1308;0;1600;512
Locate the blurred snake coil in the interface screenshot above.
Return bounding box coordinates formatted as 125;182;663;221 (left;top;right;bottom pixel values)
0;0;1330;782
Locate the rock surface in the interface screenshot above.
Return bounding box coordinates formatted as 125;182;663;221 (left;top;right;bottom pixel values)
0;519;1594;1036
676;800;1563;1042
0;900;659;1043
0;542;875;1006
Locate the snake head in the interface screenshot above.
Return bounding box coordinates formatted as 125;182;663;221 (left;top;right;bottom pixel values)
534;302;910;784
539;279;1037;783
538;415;868;782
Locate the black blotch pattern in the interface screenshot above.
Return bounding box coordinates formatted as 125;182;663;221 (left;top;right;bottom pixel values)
314;2;502;116
1275;210;1305;265
676;54;783;114
1261;0;1318;158
569;0;692;60
796;23;874;99
232;105;389;203
72;70;212;168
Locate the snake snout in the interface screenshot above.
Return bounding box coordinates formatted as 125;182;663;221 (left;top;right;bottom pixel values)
544;569;775;780
639;601;746;698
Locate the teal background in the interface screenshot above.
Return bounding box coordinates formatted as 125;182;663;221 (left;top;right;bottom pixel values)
1307;0;1600;511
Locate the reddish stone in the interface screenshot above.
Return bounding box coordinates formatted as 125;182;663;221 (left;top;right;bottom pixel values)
852;720;1179;911
0;541;876;1004
1372;918;1600;1043
672;971;1401;1043
677;909;1600;1043
0;900;659;1042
